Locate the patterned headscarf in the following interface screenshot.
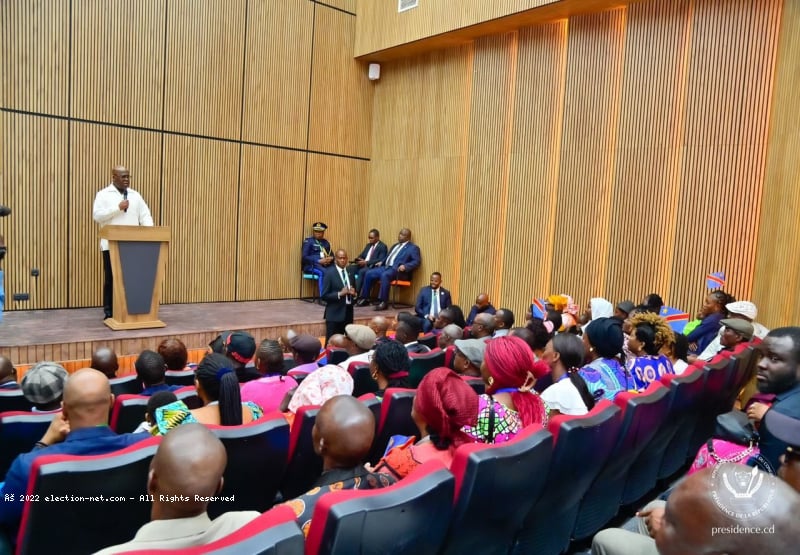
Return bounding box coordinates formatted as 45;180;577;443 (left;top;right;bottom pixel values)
288;365;353;413
414;367;478;450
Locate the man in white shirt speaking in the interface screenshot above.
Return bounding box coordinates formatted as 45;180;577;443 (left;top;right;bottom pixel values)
92;165;153;320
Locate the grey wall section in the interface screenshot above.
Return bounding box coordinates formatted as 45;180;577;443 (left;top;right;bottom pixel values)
119;242;160;315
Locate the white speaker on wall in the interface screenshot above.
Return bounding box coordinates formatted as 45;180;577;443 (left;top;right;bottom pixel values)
368;63;381;81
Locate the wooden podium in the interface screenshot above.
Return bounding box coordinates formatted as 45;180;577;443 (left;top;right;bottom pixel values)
100;225;170;330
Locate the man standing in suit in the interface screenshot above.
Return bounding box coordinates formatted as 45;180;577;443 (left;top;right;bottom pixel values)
321;249;357;342
302;222;333;298
357;228;421;311
415;272;452;333
353;229;388;273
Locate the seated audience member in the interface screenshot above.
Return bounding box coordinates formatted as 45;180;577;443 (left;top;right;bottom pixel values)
209;331;260;383
449;305;468;328
91;346;119;378
666;332;690;375
153;353;263;434
583;298;614;335
157;337;193;372
368;316;391;343
415;272;452;333
591;463;800;555
0;369;150;539
764;409;800;488
0;356;18;389
340;324;377;368
613;300;635;322
493;308;515;337
541;334;594;416
437;323;463;350
20;361;68;413
352;228;388;273
373;368;478;479
641;293;664;315
579;317;629;401
433;307;457;334
545;309;563;335
548;294;579;332
695;300;767;361
287;334;323;377
136;350;182;396
281;395;395;535
357;228;421;312
465;293;496;326
240;339;298;413
395;319;430;354
96;424;260;553
463;336;549;444
369;340;411;397
509;328;550;379
471;312;496;341
133;391;179;434
525;317;555;361
452;339;486;378
282;365;354;427
625;312;675;391
686;290;732;355
301;221;333;298
278;329;297;354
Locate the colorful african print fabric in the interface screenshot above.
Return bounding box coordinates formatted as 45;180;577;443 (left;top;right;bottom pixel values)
151;400;264;435
627;354;674;391
579;357;630;401
462;394;523;444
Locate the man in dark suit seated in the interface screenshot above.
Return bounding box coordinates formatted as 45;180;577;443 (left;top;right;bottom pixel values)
352;229;388;275
321;249;358;342
356;228;421;311
415;272;452;333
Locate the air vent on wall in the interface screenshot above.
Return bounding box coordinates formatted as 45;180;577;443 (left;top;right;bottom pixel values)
398;0;418;13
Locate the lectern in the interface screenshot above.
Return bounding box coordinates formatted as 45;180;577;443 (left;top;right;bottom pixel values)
100;225;170;330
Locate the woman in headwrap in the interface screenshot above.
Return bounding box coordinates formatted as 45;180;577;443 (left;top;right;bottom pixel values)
579;317;630;401
462;336;549;444
582;298;614;336
547;294;580;332
280;364;354;427
372;367;478;479
370;339;411;398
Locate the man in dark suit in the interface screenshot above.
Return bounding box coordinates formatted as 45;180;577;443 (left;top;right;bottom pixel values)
352;229;388;273
415;272;452;333
321;249;358;342
356;228;421;311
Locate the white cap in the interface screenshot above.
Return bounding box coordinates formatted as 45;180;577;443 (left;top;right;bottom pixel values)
726;301;757;320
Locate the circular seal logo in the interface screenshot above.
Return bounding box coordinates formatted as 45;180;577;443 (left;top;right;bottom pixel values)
710;463;777;520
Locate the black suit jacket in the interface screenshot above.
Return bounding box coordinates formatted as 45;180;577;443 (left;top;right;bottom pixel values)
322;265;357;323
356;241;388;268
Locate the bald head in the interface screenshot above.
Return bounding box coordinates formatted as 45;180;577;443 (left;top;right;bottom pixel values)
472;313;496;338
149;424;227;520
656;464;800;555
111;166;130;191
313;395;375;469
369;317;389;337
475;293;490;309
327;334;348;349
91;347;119;378
438;324;463;349
0;355;15;384
62;368;113;428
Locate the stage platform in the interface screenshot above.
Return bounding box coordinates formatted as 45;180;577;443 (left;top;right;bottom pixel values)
0;300;402;365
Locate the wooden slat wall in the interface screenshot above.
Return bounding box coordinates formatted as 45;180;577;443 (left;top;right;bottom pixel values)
753;0;800;328
1;1;371;312
368;0;784;320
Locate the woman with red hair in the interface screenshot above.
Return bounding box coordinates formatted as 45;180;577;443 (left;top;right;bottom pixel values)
372;367;478;479
463;335;549;444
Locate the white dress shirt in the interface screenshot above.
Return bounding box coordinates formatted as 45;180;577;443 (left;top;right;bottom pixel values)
93;184;154;251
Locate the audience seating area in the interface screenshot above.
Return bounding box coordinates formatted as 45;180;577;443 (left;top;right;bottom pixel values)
1;341;758;554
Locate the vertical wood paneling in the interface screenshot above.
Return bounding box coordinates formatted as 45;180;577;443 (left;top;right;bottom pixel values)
753;0;799;328
550;9;626;306
237;147;306;300
603;1;691;306
163;0;246;139
501;22;568;317
1;114;68;309
458;34;518;305
309;6;373;158
71;0;165;128
161;135;239;303
68;123;162;307
669;0;780;312
242;0;313;149
0;0;69;115
316;0;357;15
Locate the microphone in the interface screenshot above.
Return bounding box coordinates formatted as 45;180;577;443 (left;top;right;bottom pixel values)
123;190;128;213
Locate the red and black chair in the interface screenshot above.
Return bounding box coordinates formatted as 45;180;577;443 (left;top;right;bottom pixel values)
280;406;322;500
0;389;32;413
0;411;53;480
110;394;149;433
573;381;671;540
368;388;418;464
688;356;738;460
656;366;707;480
417;332;437;350
348;361;378;398
116;505;304;555
207;415;290;517
305;460;455;555
408;349;445;387
442;426;553;555
462;377;485;395
17;436;161;555
327;348;349;366
164;368;196;387
358;394;382;435
512;400;622;555
109;374;144;396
